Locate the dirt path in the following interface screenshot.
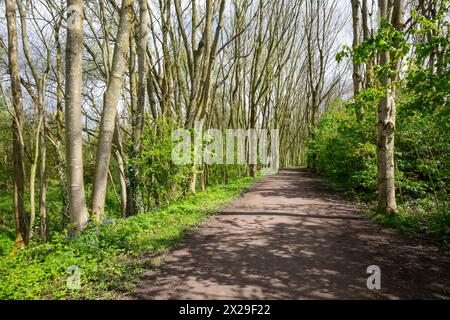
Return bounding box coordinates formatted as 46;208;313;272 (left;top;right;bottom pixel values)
133;168;450;299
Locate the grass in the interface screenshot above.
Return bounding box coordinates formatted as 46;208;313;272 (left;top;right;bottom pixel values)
369;204;450;251
0;176;256;299
316;171;450;252
348;191;450;252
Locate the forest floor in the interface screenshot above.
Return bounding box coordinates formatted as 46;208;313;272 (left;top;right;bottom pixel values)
133;168;450;299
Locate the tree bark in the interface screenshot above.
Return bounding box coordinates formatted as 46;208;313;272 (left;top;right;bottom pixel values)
361;0;373;86
39;119;47;241
65;0;89;234
376;0;404;214
54;19;68;218
16;0;50;241
126;0;148;216
351;0;364;120
6;0;27;247
91;0;133;223
113;119;127;218
28;115;42;240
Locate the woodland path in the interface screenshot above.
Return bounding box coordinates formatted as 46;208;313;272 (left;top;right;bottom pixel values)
133;168;450;299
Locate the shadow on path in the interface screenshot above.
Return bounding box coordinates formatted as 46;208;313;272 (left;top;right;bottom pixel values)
133;168;450;299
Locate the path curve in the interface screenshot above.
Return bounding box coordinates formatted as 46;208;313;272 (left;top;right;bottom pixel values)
133;168;450;299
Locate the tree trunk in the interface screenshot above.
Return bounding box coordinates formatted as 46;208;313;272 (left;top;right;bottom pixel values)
361;0;373;86
113;120;127;218
351;0;364;120
190;163;197;194
65;0;89;234
115;150;127;218
91;0;133;223
351;0;362;94
126;0;148;216
377;84;397;214
54;19;68;219
376;0;404;214
6;0;27;248
200;163;206;191
16;0;51;241
39;119;47;241
28;115;42;240
126;28;138;216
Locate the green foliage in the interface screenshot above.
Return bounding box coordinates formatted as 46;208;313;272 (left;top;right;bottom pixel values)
138;117;191;208
138;117;252;209
0;232;13;256
309;94;450;244
307;93;378;191
0;102;12;191
0;177;255;299
337;20;410;80
315;1;450;245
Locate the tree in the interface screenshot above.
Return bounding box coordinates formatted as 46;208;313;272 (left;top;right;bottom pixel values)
361;0;374;86
351;0;363;104
91;0;134;223
127;0;149;216
174;0;226;193
5;0;27;247
376;0;405;214
16;0;51;241
65;0;89;233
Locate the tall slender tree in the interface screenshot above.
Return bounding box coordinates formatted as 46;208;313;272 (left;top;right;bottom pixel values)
5;0;27;247
91;0;134;222
65;0;89;233
376;0;404;214
127;0;149;216
351;0;363;121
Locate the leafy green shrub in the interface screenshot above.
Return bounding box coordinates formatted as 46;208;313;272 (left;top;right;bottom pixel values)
0;232;13;256
307;93;378;192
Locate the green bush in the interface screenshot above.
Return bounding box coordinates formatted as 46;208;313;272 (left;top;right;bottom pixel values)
307;91;378;191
